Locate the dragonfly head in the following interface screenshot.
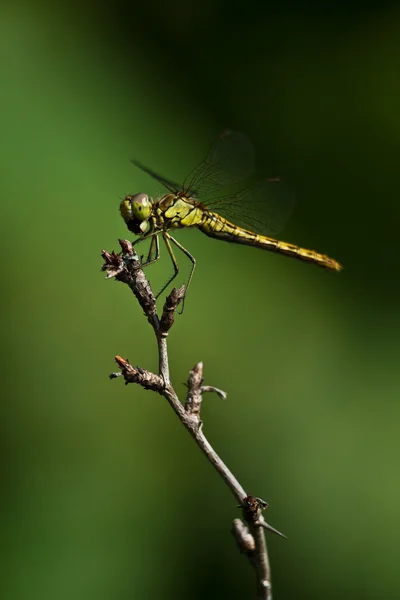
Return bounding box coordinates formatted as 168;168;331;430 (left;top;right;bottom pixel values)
120;193;153;235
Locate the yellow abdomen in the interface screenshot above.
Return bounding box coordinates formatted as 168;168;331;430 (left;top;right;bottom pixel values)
199;212;343;272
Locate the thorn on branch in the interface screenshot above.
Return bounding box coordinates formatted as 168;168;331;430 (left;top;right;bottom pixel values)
111;355;164;393
256;520;287;539
241;495;286;539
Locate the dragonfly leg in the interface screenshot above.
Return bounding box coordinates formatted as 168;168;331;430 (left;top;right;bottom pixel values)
153;233;180;300
146;233;159;264
130;232;196;312
133;233;182;302
131;233;160;267
165;233;196;313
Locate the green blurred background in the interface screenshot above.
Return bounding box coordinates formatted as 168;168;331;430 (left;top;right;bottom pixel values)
1;2;399;598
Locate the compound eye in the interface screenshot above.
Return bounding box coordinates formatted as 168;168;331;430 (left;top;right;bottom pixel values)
127;193;152;221
131;193;148;205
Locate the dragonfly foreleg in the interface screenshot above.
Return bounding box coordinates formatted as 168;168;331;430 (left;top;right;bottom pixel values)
146;234;159;264
131;233;160;268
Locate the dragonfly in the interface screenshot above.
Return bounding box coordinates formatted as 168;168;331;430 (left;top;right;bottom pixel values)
120;130;342;306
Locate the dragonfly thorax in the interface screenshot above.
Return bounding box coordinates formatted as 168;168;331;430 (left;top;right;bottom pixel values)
154;193;205;231
120;192;153;234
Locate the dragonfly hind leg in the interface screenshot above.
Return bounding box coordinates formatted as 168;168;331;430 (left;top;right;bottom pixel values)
163;233;196;313
153;233;180;300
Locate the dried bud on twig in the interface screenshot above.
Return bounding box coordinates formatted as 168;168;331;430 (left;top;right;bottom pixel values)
112;355;164;392
160;285;185;335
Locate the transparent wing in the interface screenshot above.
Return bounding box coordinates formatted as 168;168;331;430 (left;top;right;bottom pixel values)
131;159;180;193
182;130;255;197
132;132;294;236
202;178;296;236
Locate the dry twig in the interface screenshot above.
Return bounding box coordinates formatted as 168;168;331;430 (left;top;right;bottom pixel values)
102;240;285;599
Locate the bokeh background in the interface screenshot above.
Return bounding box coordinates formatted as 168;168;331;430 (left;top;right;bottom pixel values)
2;2;400;599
